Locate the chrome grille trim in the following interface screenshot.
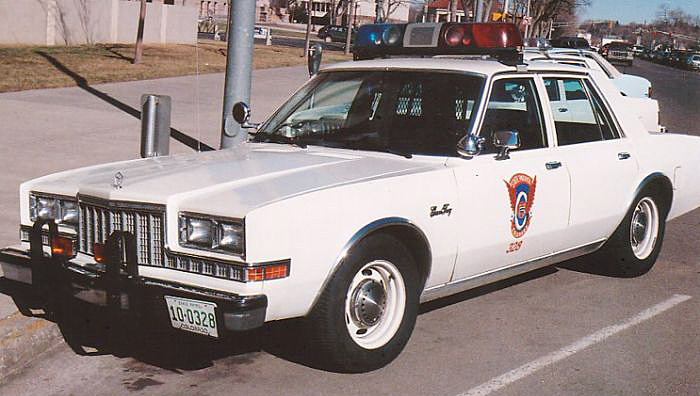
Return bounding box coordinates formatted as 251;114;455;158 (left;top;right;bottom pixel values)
165;252;246;282
77;196;165;267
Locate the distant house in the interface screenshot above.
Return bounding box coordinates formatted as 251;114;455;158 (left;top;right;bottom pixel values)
425;0;470;22
199;1;273;22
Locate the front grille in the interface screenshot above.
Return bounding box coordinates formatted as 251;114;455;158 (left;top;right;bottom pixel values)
165;253;245;282
78;197;165;267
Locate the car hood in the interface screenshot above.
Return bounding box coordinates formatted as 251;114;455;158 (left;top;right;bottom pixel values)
22;143;439;218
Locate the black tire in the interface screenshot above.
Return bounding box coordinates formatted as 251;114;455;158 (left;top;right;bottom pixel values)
306;233;419;372
596;190;667;277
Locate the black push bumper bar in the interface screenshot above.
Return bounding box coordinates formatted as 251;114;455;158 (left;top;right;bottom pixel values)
0;220;267;333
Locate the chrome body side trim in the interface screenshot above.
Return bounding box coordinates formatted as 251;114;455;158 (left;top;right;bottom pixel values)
309;217;432;312
419;239;606;303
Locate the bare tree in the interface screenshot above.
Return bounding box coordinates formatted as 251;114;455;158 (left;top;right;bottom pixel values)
74;0;95;44
527;0;589;38
133;0;147;64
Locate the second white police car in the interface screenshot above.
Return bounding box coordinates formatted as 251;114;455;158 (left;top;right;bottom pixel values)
2;22;700;372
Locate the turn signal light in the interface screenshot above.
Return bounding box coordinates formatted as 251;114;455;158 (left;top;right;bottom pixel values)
51;235;73;257
246;261;290;282
94;243;106;263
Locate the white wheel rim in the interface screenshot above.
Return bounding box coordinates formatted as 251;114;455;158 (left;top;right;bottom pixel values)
630;197;659;260
344;260;406;350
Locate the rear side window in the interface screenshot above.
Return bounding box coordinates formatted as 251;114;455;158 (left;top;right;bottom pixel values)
543;78;620;146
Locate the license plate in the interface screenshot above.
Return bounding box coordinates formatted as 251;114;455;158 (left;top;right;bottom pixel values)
164;296;218;338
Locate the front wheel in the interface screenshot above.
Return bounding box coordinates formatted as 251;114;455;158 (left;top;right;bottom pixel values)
306;234;419;372
597;192;666;277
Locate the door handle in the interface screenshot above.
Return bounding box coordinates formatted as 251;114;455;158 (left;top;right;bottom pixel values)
545;161;562;170
618;152;631;160
558;108;568;113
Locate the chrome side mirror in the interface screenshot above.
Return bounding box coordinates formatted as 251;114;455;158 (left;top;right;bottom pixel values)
308;43;323;77
232;102;260;129
493;130;520;161
457;134;485;158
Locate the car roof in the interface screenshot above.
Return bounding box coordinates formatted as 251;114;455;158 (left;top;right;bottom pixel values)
322;57;591;76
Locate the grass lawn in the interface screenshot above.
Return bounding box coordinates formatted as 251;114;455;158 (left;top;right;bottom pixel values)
0;41;351;92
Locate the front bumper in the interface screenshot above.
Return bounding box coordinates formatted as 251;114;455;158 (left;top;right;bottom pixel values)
0;222;267;334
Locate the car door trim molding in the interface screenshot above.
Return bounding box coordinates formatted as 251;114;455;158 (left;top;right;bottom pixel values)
420;238;605;303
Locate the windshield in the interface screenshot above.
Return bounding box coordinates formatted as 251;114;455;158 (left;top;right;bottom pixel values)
256;70;485;156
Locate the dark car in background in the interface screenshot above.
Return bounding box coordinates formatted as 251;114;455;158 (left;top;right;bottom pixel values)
318;25;355;43
549;36;591;49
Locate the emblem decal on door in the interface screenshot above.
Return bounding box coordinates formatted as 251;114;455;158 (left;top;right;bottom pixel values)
505;173;537;238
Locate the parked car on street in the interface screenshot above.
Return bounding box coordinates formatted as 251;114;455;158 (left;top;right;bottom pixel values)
523;50;659;131
3;22;700;373
317;25;354;43
601;42;634;66
685;53;700;70
549;36;591;49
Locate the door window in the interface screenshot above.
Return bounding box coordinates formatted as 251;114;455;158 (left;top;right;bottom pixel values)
479;78;547;152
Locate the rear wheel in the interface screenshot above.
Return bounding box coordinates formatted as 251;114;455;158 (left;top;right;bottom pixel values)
307;234;419;372
597;191;666;277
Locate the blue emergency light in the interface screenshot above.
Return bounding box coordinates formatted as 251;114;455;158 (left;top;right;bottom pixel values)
352;22;524;65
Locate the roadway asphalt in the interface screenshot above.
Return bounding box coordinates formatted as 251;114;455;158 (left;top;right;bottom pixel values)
0;59;699;395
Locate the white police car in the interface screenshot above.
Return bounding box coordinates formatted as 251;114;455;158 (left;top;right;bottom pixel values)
3;22;700;372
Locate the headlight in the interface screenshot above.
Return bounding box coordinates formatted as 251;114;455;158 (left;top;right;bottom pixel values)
30;193;79;227
179;213;244;256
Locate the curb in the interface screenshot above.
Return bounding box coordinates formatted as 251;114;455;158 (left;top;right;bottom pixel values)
0;310;62;381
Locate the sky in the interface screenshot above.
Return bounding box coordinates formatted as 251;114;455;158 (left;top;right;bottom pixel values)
580;0;699;24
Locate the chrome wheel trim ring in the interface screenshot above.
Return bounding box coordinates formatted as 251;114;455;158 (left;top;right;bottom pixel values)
630;197;659;260
344;260;406;350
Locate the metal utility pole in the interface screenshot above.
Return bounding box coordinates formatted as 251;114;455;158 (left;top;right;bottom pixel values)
449;0;457;22
133;0;147;64
345;0;354;55
375;0;383;23
220;0;256;149
304;1;313;57
330;0;336;25
474;0;482;23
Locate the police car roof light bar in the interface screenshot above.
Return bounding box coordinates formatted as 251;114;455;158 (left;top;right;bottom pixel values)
353;22;524;66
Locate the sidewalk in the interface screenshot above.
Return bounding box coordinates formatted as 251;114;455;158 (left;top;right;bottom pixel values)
0;65;309;379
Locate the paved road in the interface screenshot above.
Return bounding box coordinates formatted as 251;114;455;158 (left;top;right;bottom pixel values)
1;60;699;395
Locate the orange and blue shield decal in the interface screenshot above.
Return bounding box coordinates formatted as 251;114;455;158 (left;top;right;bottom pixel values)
504;173;537;238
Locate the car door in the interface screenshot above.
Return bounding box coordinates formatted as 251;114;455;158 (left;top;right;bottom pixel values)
449;76;571;282
543;75;639;246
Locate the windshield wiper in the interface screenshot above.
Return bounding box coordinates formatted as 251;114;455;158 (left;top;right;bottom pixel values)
381;147;413;159
253;132;307;148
